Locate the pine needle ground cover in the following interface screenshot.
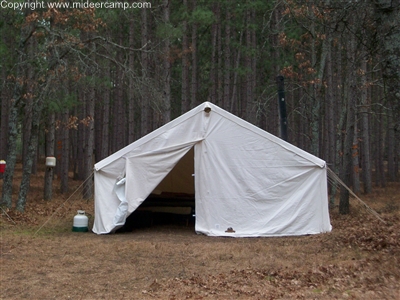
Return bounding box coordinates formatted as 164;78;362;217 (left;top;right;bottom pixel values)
1;167;399;299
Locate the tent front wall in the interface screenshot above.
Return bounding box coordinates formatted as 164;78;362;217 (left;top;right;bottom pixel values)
93;102;332;236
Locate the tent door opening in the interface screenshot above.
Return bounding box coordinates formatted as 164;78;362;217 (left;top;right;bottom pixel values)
118;147;195;232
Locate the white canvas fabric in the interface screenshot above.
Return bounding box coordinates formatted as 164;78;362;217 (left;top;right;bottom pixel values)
93;102;332;236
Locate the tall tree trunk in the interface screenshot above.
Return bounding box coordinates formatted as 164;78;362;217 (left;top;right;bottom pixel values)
223;6;231;111
230;30;244;115
83;60;95;199
352;122;360;194
217;5;223;107
75;93;85;180
386;104;396;181
162;0;171;123
16;95;44;211
245;7;254;123
269;3;283;137
181;0;189;113
113;39;126;151
100;58;110;159
60;108;69;194
339;33;357;215
0;67;10;175
141;7;150;136
44;112;55;200
128;18;136;144
360;57;372;193
309;7;319;156
190;0;198;108
209;2;218;104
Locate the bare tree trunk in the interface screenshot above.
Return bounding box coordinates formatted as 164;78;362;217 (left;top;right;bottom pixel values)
141;7;150;135
269;3;283;137
75;93;85;180
1;75;22;208
82;90;95;199
325;32;334;163
0;67;10;171
190;0;198;108
309;7;319;156
128;17;136;144
100;58;110;159
377;105;386;187
16;94;44;211
217;6;223;107
163;0;171;123
230;30;244;115
181;0;189;113
387;104;396;181
113;39;126;151
209;2;218;103
352;122;360;194
251;7;257;125
44;112;55;200
60;109;69;194
339;33;357;215
360;57;372;193
245;7;254;123
223;6;231;111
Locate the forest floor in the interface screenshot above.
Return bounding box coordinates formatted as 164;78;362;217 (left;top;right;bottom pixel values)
0;164;400;299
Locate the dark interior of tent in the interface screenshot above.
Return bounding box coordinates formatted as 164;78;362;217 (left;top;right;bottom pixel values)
116;147;195;232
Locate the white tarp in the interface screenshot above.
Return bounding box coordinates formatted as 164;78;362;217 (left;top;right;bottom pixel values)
93;102;332;236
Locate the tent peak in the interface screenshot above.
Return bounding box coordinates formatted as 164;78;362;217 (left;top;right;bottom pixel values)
204;102;212;113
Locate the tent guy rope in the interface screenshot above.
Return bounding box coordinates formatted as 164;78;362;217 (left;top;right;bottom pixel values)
1;206;16;224
327;167;386;224
33;171;94;236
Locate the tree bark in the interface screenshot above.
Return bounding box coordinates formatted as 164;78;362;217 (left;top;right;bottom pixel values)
162;0;171;123
339;33;357;215
100;56;111;160
44;112;55;200
0;61;9;163
128;17;136;144
190;0;198;108
16;95;44;211
141;7;150;136
223;6;231;111
360;57;372;193
181;0;189;113
386;103;396;181
209;2;218;104
60;109;69;194
352;122;360;194
83;61;95;199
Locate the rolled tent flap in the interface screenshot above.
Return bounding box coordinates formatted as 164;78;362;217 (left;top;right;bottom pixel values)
112;177;128;228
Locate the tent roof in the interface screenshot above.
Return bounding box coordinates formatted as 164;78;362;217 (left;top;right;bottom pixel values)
94;102;325;171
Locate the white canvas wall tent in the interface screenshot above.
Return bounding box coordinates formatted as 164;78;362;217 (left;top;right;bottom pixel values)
93;102;332;237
